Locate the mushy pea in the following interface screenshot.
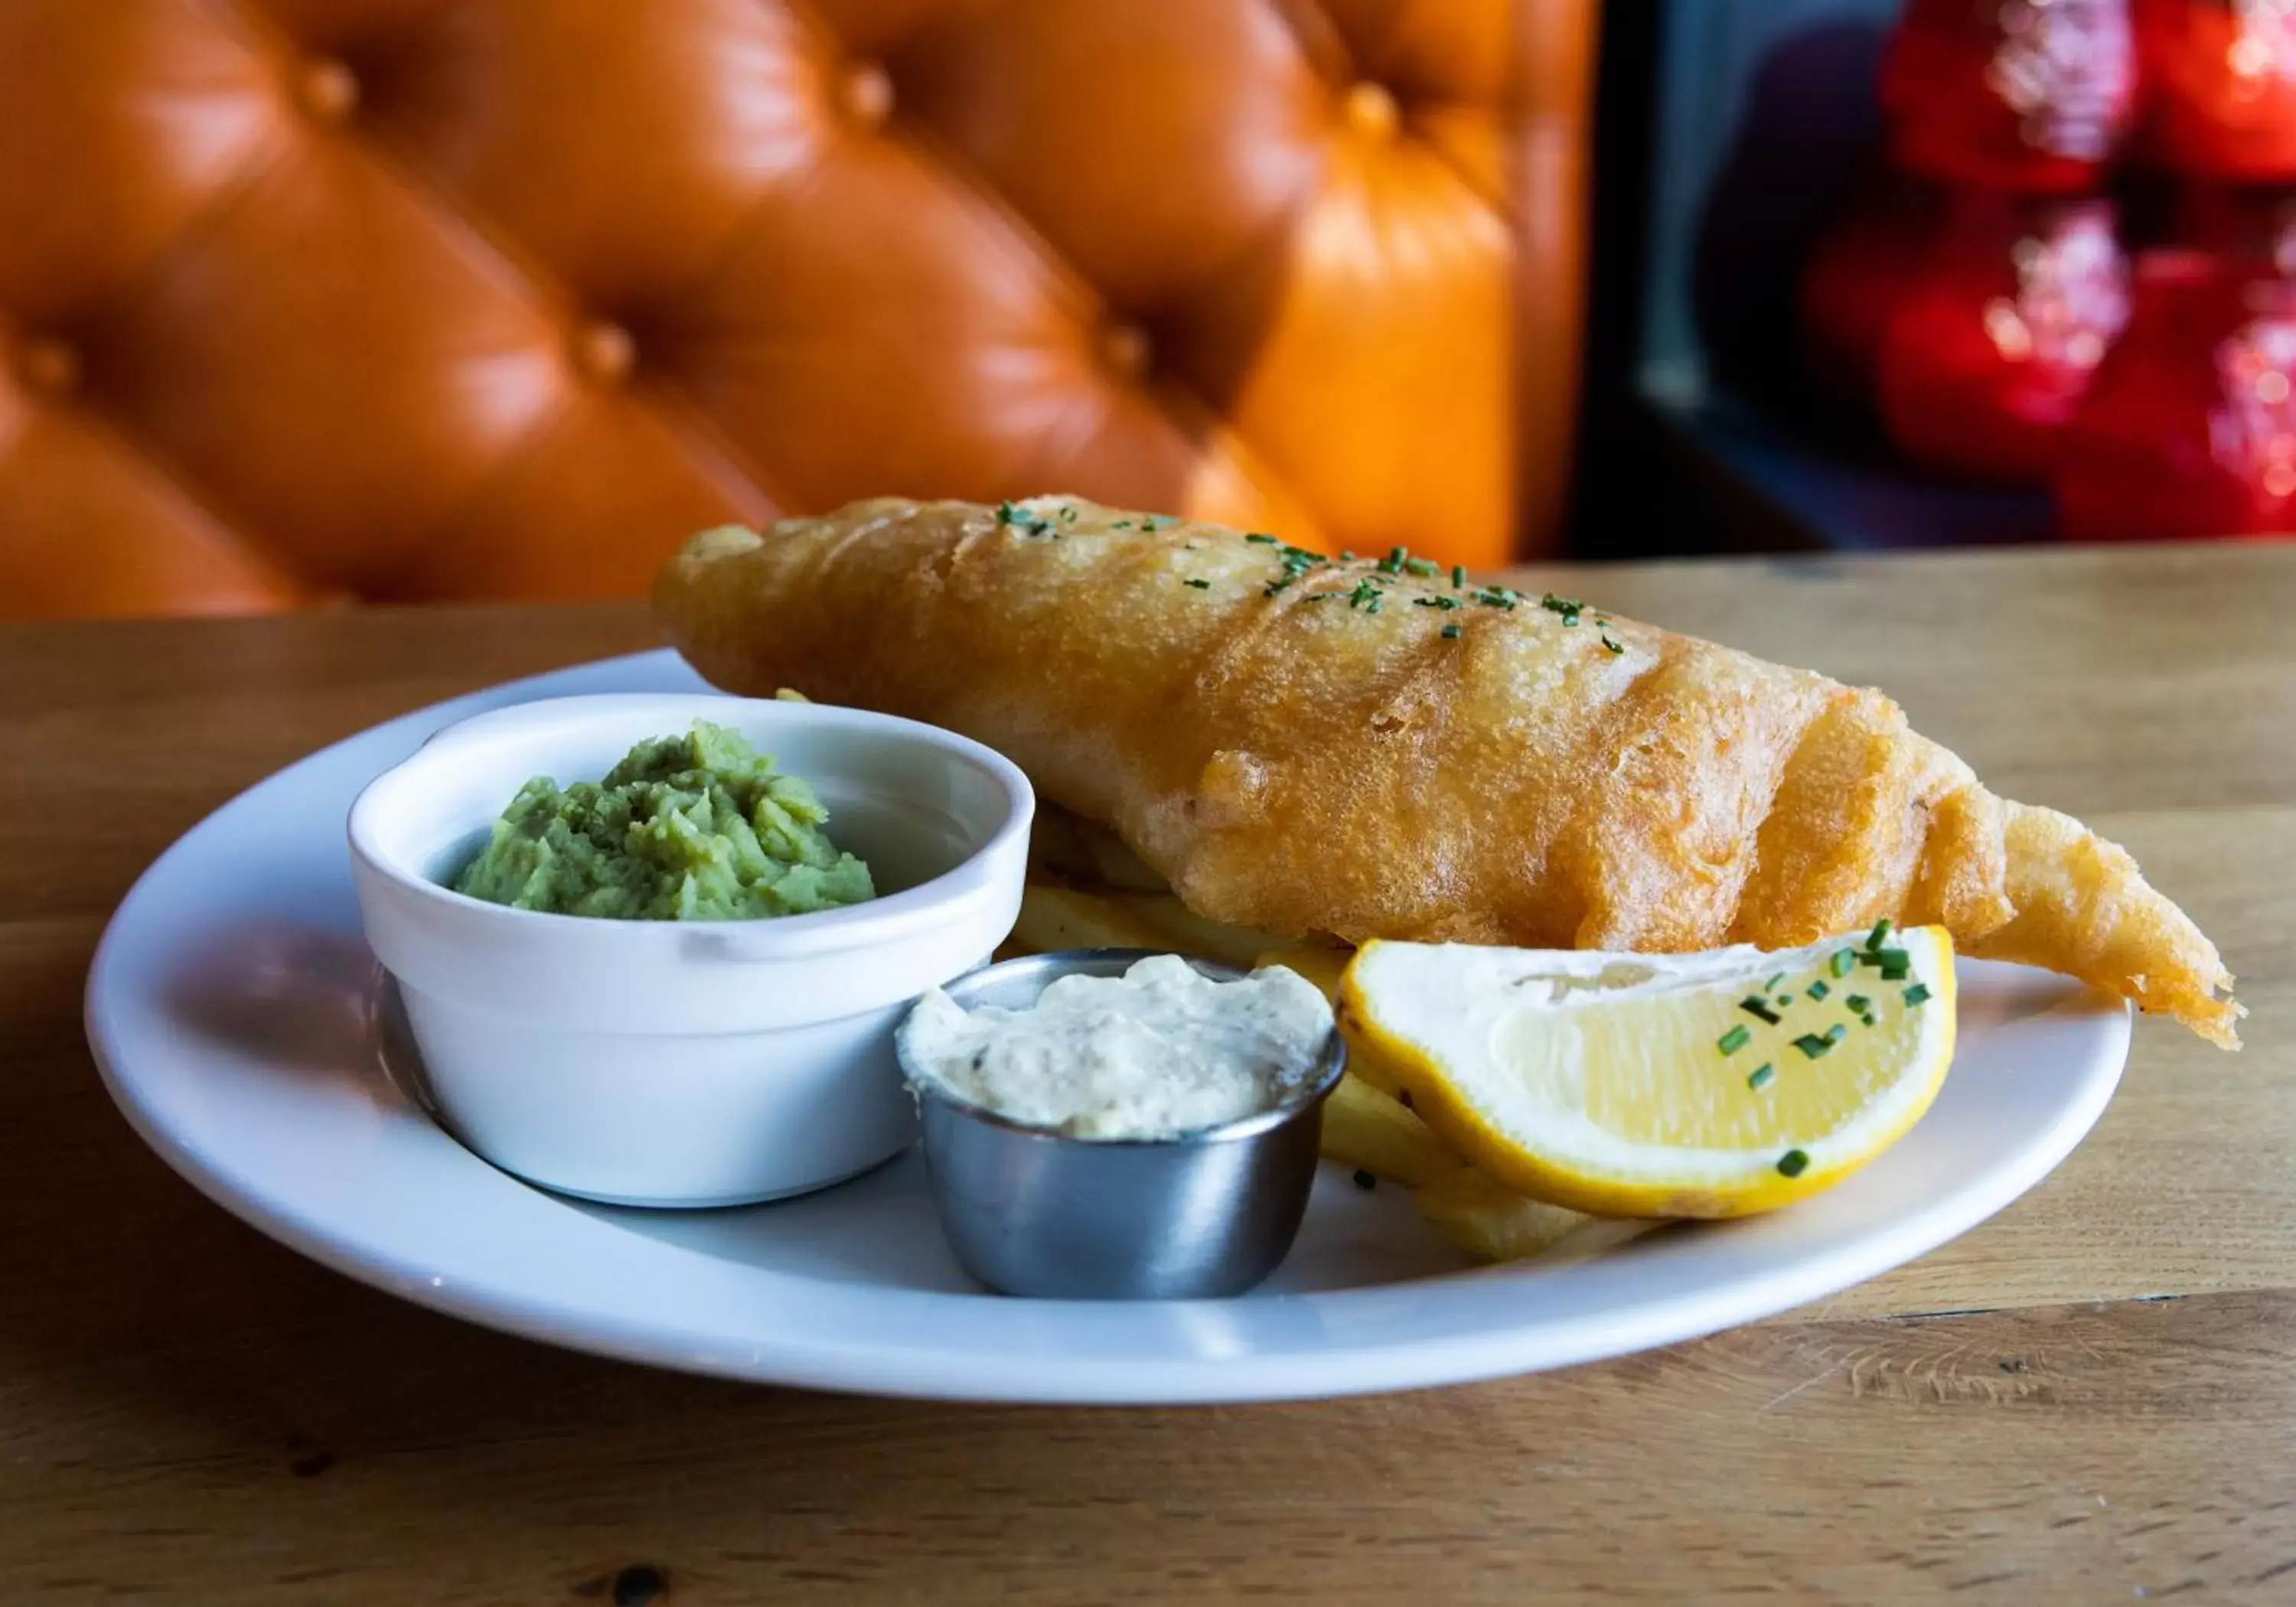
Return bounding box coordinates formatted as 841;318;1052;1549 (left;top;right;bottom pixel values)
452;721;874;920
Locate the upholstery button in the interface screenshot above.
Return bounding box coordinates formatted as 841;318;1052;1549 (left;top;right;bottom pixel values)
572;321;636;384
1101;322;1153;380
1342;80;1400;139
298;58;360;123
17;337;80;397
840;63;894;129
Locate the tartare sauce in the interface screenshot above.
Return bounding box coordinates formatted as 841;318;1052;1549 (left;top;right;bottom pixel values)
900;955;1334;1139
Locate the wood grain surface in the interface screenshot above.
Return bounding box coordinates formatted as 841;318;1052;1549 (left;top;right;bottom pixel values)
4;545;2292;1603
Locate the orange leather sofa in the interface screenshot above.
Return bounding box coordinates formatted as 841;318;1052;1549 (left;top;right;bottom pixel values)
0;0;1596;621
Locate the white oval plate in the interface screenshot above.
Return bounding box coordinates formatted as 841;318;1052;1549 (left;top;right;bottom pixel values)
86;650;2131;1404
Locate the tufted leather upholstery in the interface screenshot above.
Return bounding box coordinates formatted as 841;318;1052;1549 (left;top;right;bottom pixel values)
0;0;1595;620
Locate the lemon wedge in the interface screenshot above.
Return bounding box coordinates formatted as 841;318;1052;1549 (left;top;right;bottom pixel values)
1337;926;1956;1218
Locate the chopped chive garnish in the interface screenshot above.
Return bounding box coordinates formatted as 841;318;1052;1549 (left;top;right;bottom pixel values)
1341;549;1357;561
1451;564;1468;588
1775;996;1795;1009
1538;592;1584;622
1441;623;1462;639
1740;996;1782;1025
1806;980;1830;1000
1792;1032;1835;1059
1826;1022;1848;1043
1747;1063;1775;1091
1182;578;1210;589
1601;634;1626;654
1903;983;1932;1007
1404;556;1440;577
1245;532;1278;544
1378;546;1407;574
1861;1013;1878;1028
1112;520;1132;529
1830;949;1857;977
1875;948;1910;980
1844;994;1872;1015
1764;973;1786;991
1776;1149;1810;1178
1865;918;1895;953
1717;1025;1752;1055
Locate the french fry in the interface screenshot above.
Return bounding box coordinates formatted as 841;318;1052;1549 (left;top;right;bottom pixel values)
1012;878;1300;969
1009;884;1170;954
1415;1168;1590;1263
1114;893;1290;966
1254;944;1349;997
1256;944;1414;1097
1319;1073;1456;1188
1026;807;1168;892
1075;821;1168;892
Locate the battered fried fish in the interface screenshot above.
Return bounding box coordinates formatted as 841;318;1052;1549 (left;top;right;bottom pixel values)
655;497;2240;1046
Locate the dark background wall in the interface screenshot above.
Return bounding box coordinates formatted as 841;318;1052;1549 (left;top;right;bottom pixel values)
1570;0;2056;559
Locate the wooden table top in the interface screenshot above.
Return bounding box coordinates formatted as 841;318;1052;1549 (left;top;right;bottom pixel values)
5;541;2291;1604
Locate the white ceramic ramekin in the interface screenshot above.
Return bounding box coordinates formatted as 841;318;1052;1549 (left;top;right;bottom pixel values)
347;693;1033;1208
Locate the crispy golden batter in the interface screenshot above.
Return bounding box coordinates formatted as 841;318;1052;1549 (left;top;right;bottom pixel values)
655;497;2241;1045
